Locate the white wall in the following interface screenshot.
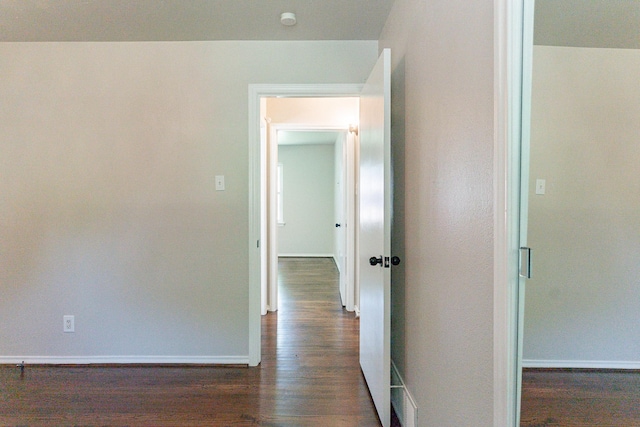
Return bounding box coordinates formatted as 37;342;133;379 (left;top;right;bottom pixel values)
0;41;377;362
379;0;495;425
523;46;640;366
277;144;335;256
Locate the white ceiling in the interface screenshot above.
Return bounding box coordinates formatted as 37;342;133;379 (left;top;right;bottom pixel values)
2;1;637;47
0;0;395;42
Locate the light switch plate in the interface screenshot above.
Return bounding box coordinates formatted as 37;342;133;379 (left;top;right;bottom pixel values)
535;179;546;195
215;175;225;191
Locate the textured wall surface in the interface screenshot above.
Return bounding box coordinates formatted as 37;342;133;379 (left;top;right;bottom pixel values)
379;0;495;425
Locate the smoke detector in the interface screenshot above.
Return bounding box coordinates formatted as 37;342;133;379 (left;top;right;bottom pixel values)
280;12;297;26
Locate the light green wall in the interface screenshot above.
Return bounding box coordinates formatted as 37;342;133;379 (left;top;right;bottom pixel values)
0;41;377;361
277;144;335;256
523;45;640;364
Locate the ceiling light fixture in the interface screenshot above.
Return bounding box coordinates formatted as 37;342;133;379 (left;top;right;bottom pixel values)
280;12;297;26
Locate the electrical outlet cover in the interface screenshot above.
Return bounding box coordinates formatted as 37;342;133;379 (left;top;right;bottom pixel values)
63;315;75;333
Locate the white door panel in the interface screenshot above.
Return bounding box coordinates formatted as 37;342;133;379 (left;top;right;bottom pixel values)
359;48;391;427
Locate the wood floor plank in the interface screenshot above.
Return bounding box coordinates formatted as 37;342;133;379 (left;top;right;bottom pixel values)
520;369;640;427
0;257;382;426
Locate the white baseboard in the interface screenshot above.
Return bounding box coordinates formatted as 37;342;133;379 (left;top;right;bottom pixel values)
0;355;249;365
332;255;340;270
278;253;334;258
391;359;418;427
523;359;640;370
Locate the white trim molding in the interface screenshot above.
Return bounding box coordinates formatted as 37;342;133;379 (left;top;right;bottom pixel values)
0;356;249;365
493;0;526;426
523;360;640;370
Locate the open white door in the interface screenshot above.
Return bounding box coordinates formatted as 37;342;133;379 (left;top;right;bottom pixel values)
359;48;392;427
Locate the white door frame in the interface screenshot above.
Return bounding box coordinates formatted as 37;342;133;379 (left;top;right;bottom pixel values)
248;84;363;366
260;117;269;316
493;0;532;426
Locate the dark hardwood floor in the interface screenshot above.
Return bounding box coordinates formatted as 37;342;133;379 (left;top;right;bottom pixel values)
520;368;640;427
0;257;382;426
3;257;638;426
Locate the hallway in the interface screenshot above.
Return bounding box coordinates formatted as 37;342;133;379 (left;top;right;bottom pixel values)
0;257;381;426
263;257;381;425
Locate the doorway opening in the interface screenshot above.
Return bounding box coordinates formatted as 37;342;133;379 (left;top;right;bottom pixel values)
270;126;354;312
248;51;392;425
261;97;359;316
247;84;364;367
516;1;640;425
